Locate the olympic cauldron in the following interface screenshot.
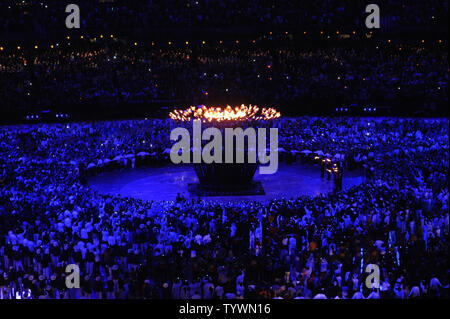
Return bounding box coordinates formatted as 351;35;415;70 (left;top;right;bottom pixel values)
169;105;281;196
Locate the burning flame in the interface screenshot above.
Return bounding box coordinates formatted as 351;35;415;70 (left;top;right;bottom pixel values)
169;104;281;122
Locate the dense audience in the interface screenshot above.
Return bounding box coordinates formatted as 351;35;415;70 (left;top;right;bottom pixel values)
0;116;448;299
0;43;448;115
0;0;447;33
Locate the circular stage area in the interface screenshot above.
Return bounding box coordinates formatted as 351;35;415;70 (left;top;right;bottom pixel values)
88;163;364;202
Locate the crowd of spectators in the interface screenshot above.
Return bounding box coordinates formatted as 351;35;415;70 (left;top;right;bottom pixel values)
1;42;448;116
0;116;448;299
0;0;448;34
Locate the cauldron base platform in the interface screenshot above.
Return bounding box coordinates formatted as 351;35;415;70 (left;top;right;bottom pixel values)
187;181;265;197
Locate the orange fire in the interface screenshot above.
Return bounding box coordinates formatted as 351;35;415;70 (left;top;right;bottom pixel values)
169;104;281;122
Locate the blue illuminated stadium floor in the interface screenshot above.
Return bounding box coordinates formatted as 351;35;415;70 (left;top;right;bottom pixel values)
88;163;364;203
